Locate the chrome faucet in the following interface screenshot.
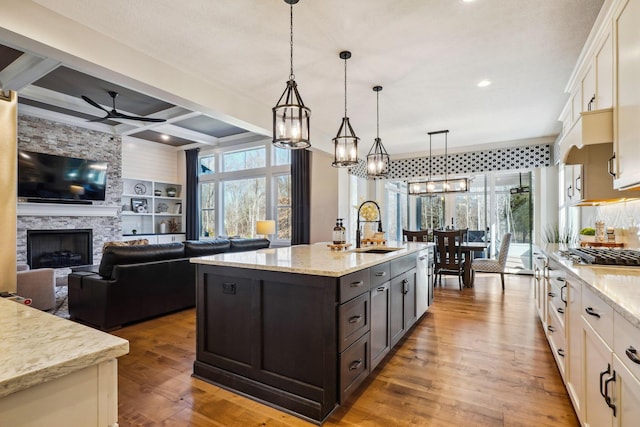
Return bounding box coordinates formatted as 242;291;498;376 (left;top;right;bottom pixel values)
356;200;383;248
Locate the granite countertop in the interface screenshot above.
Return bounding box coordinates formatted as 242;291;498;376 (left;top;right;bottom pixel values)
190;241;432;277
0;299;129;398
541;243;640;329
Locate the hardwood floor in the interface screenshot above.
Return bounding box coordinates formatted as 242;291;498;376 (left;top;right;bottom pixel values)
112;274;579;426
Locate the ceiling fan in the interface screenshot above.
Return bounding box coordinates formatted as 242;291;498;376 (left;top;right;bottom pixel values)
82;90;166;123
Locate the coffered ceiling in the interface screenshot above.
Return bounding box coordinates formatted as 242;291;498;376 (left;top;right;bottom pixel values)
0;0;605;156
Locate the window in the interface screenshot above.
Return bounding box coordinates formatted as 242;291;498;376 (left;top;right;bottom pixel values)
223;177;265;237
200;182;216;237
200;155;215;175
198;142;291;241
274;174;291;239
223;147;265;172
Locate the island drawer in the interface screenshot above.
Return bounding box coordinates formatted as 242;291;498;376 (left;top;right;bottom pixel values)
339;292;370;352
339;332;370;403
339;269;370;303
390;254;417;278
370;262;390;288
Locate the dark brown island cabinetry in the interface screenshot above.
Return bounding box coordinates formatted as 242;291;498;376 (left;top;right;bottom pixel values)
192;248;432;424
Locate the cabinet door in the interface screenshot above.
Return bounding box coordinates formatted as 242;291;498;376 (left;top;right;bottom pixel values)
370;283;390;370
596;32;613;109
567;280;584;422
390;274;406;347
572;164;583;202
582;64;596;112
564;165;575;203
614;0;640;189
613;354;640;427
403;269;417;329
157;234;185;244
583;318;614;427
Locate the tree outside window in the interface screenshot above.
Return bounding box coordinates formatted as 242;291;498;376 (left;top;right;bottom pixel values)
223;177;265;237
275;174;291;239
200;182;215;236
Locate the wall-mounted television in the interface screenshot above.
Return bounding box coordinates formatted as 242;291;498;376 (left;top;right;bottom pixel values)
18;150;108;203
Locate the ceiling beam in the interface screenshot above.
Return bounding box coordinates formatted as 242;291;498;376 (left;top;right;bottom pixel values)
0;53;60;91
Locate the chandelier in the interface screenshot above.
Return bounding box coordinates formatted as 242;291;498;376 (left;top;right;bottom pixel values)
408;130;468;195
272;0;311;149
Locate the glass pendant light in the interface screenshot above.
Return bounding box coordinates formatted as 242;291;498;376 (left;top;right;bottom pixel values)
332;51;359;167
272;0;311;149
366;85;390;177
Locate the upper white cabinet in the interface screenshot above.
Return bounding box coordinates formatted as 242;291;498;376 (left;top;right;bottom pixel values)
613;0;640;190
596;32;614;109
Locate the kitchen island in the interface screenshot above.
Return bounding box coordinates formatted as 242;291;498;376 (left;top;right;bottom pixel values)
0;298;129;426
191;242;432;423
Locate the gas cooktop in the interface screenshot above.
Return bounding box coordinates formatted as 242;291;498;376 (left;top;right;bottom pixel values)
568;248;640;266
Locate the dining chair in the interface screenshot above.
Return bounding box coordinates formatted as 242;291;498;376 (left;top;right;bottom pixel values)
433;229;466;289
471;233;512;290
402;228;430;242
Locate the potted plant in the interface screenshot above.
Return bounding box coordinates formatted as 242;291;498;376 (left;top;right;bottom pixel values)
580;227;596;243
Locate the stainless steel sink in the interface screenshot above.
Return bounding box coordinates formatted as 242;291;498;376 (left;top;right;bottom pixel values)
349;246;403;254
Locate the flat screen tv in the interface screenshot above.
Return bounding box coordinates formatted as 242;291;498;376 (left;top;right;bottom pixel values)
18;150;108;203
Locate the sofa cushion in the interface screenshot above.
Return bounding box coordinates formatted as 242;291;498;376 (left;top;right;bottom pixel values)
229;238;270;252
184;239;231;257
98;242;185;279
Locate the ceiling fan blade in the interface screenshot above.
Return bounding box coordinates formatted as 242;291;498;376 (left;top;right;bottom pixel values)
81;96;109;113
111;111;166;122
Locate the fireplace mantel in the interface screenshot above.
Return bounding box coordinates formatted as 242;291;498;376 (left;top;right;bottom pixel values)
17;202;119;217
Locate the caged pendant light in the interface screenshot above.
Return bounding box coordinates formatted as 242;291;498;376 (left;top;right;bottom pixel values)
366;85;390;177
408;130;468;195
332;51;359;167
272;0;311;149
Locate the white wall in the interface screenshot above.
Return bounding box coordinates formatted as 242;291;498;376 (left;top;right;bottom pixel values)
310;149;339;243
122;136;183;186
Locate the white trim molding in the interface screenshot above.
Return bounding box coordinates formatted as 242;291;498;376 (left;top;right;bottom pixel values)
17;202;119;217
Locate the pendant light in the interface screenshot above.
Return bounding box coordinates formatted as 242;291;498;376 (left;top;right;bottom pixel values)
272;0;311;149
366;85;390;177
408;130;468;195
332;51;359;167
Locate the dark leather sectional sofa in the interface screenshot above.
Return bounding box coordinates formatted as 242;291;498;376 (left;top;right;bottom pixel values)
67;238;270;330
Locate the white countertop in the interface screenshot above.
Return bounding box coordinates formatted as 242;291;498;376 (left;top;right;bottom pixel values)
0;298;129;398
190;241;432;277
542;244;640;329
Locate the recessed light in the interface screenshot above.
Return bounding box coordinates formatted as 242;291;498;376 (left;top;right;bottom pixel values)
160;134;170;141
477;79;491;88
462;0;476;3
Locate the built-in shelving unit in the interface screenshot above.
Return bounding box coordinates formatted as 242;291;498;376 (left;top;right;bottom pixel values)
121;178;184;239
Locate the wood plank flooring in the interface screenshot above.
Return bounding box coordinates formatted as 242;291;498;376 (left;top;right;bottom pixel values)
111;274;579;426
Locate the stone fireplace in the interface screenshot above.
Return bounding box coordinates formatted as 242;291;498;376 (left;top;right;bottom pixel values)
27;229;93;269
16;114;123;272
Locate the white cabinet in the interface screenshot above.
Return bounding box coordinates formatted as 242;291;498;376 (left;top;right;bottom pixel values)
613;0;640;190
567;279;584;422
582;64;596;112
613;354;640;427
596;32;613;109
156;234;186;244
121;178;184;236
583;317;615;427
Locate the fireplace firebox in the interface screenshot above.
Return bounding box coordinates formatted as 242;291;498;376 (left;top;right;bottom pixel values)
27;229;93;269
